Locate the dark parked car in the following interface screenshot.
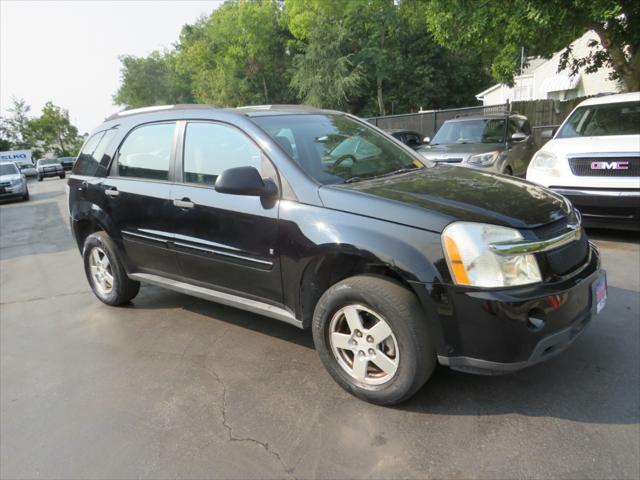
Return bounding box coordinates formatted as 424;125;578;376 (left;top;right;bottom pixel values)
417;113;536;176
59;156;76;171
384;129;426;149
68;105;606;405
36;158;65;181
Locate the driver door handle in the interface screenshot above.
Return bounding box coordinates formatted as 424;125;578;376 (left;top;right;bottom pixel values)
104;186;119;197
173;198;194;209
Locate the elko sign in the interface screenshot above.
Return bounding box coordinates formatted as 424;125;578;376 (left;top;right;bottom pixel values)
0;150;33;163
591;161;630;170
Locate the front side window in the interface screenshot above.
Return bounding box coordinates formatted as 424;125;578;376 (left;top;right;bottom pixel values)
253;114;423;184
183;122;262;185
117;123;175;180
557;101;640;138
431;118;507;145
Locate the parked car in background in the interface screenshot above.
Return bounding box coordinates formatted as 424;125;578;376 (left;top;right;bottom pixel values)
59;156;76;171
0;162;29;201
68;104;604;405
384;129;426;149
36;158;65;181
417;113;536;176
16;161;38;177
527;92;640;231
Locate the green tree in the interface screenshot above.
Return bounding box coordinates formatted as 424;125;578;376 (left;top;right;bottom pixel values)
1;98;32;149
28;102;83;157
177;0;293;106
423;0;640;91
114;51;193;108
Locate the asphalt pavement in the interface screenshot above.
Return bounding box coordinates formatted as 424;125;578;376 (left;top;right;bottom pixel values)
1;178;639;479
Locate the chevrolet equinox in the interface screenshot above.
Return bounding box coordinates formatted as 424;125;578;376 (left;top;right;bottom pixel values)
67;104;606;405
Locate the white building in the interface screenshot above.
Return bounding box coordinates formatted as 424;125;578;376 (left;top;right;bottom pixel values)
476;30;622;106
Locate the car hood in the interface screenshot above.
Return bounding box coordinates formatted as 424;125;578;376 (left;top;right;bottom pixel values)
541;134;640;156
319;165;569;232
0;174;22;182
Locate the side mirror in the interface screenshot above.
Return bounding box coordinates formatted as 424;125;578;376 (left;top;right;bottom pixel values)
540;127;557;140
423;136;431;144
214;166;277;197
510;132;527;142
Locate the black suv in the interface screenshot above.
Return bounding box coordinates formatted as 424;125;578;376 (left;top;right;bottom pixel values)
68;105;606;405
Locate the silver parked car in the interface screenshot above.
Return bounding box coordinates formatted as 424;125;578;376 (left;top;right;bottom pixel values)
16;161;38;177
36;158;65;181
0;162;29;201
416;113;536;176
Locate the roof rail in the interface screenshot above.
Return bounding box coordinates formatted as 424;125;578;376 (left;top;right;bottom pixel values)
454;109;517;118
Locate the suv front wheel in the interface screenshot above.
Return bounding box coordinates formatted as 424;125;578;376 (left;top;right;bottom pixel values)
312;275;436;405
83;231;140;305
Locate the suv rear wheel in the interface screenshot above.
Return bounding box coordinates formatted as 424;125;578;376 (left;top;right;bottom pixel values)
83;231;140;305
312;275;436;405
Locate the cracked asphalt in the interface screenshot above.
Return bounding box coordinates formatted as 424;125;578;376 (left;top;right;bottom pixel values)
1;178;639;479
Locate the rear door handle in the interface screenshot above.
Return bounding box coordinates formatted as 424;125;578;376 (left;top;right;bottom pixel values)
104;187;119;197
173;198;194;209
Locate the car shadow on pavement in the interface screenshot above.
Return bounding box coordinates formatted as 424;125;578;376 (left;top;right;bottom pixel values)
127;282;638;425
127;284;315;350
586;227;639;244
0;200;74;260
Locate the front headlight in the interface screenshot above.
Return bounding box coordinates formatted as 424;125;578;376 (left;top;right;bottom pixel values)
442;222;542;288
467;151;499;166
529;151;560;177
10;177;22;186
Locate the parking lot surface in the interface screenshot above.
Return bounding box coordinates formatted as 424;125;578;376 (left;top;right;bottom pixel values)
1;178;639;479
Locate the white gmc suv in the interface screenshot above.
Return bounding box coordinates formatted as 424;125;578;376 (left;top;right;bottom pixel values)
527;92;639;230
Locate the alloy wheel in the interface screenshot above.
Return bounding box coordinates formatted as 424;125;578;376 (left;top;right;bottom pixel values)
89;247;114;295
328;304;400;386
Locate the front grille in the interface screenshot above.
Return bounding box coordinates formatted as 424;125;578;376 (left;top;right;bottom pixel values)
0;181;10;188
543;231;589;276
569;156;639;177
433;158;463;163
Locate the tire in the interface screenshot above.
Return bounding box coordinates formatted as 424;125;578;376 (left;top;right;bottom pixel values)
83;231;140;306
312;275;436;405
59;173;65;179
37;176;43;182
23;189;29;201
504;165;513;176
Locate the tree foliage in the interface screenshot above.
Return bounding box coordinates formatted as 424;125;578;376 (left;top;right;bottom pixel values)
0;99;84;158
112;0;494;115
113;51;193;108
424;0;640;92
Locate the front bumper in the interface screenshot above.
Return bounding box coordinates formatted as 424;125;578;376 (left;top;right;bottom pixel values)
0;183;27;198
415;244;602;375
552;187;640;231
39;168;64;178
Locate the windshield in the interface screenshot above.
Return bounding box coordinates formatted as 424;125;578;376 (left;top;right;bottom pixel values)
557;101;640;138
38;159;59;166
253;114;423;184
431;118;506;145
0;163;19;175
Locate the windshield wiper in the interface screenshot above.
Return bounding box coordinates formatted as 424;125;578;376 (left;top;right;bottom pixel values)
343;166;419;184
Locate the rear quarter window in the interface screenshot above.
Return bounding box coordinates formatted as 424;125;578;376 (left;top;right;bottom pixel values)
73;129;118;176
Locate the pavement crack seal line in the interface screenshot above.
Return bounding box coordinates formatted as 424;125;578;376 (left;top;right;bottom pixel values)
0;290;89;305
206;367;294;478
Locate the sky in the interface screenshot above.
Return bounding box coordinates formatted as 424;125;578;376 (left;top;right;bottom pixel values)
1;0;223;134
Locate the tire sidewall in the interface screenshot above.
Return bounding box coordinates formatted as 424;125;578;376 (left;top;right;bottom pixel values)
83;233;128;305
312;277;427;404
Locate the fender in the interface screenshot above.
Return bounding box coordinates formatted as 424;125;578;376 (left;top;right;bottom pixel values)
278;200;447;326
